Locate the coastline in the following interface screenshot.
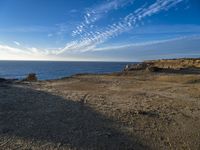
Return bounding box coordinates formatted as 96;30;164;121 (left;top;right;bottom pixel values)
1;59;200;149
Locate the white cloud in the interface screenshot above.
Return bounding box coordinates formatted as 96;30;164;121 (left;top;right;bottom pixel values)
0;44;30;54
1;35;199;61
76;35;200;61
0;0;191;61
56;0;184;54
124;24;200;35
72;0;134;37
92;35;200;51
13;41;20;46
0;43;50;56
0;44;60;60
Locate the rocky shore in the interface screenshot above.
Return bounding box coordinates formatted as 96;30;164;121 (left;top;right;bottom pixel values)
0;58;200;150
124;58;200;72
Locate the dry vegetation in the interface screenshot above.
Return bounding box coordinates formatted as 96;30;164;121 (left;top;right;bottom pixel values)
146;58;200;69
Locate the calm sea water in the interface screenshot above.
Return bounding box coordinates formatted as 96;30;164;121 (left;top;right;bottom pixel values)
0;61;131;80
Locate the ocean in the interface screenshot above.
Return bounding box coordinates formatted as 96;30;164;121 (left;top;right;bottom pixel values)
0;61;131;80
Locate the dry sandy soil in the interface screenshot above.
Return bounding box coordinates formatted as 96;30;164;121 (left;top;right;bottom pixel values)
0;71;200;150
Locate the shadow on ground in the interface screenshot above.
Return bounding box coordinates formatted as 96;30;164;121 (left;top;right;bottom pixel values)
156;68;200;74
0;83;148;150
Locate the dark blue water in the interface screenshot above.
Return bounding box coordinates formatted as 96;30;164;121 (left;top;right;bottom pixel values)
0;61;131;80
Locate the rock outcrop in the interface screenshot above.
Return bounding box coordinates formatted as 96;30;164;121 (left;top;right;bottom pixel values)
124;63;148;71
24;73;38;82
124;58;200;72
146;58;200;69
0;78;7;82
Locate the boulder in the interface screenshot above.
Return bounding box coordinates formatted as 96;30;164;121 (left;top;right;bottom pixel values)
24;73;38;82
0;78;7;82
124;63;148;71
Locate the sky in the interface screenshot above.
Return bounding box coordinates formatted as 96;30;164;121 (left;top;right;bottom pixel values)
0;0;200;61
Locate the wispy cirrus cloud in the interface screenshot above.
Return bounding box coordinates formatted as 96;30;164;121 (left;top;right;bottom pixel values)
56;0;184;54
92;35;200;51
0;42;52;56
0;0;190;61
0;43;58;60
0;44;30;55
125;24;200;36
1;35;199;61
79;35;200;61
72;0;135;37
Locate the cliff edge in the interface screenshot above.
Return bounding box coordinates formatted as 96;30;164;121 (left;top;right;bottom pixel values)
124;58;200;72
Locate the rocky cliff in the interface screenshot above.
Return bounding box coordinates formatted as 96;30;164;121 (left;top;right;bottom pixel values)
146;58;200;69
124;58;200;72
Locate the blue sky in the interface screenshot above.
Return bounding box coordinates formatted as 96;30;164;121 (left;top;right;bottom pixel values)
0;0;200;61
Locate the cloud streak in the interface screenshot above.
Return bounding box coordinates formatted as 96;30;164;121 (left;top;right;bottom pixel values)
81;35;200;62
92;35;200;51
0;44;50;56
1;35;199;61
56;0;184;54
72;0;134;37
0;0;188;61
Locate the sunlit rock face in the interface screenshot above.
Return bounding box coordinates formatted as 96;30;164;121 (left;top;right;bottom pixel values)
124;58;200;72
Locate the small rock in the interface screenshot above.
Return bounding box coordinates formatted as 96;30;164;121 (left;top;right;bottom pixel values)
0;78;7;82
24;73;38;82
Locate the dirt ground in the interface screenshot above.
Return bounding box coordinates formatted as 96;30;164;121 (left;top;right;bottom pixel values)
0;72;200;150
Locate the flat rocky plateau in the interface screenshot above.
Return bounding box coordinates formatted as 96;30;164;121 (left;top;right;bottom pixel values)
0;71;200;150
